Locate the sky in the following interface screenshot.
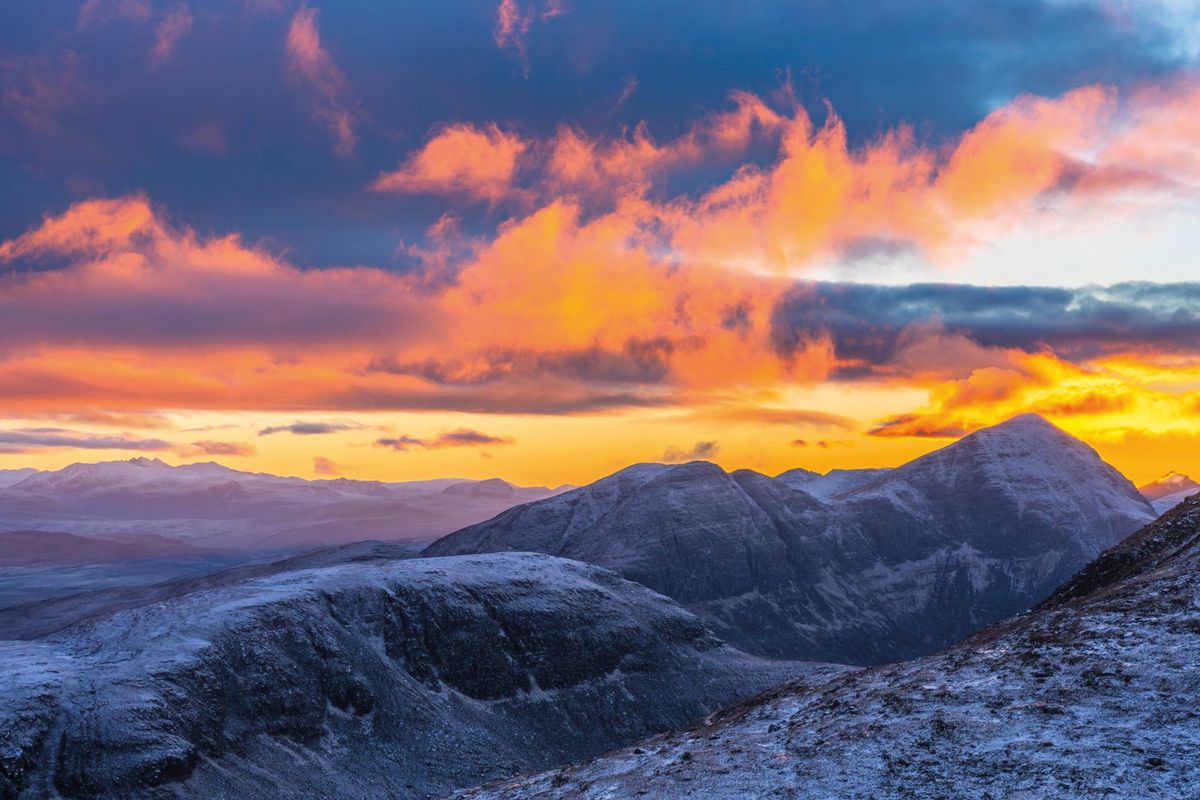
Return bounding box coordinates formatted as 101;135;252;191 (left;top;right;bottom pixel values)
0;0;1199;487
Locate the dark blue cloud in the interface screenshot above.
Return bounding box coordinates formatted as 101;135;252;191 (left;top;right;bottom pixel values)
0;0;1191;268
771;281;1200;375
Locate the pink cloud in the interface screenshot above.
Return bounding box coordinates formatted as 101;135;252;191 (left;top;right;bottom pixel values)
285;5;357;156
312;455;341;475
149;4;193;68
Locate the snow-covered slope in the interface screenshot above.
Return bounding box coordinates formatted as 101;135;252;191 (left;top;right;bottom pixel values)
427;415;1155;664
0;553;837;800
831;413;1156;657
774;467;891;499
1139;471;1200;514
0;468;39;488
458;496;1200;800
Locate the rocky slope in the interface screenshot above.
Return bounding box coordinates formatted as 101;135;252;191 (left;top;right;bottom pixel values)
457;496;1200;799
427;415;1155;664
0;553;834;800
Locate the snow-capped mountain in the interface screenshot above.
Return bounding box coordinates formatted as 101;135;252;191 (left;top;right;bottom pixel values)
427;415;1156;664
457;495;1200;800
0;552;839;799
0;457;561;548
774;467;891;499
0;458;568;608
1139;471;1200;514
0;467;39;488
833;413;1155;657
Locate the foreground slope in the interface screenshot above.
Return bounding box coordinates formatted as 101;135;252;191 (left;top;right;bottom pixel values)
0;553;832;800
458;496;1200;799
428;415;1154;663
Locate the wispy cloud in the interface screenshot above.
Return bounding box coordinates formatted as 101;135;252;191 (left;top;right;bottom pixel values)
661;440;719;462
493;0;568;72
187;440;256;456
375;428;514;451
258;421;363;436
149;4;193;68
285;5;357;155
0;428;171;454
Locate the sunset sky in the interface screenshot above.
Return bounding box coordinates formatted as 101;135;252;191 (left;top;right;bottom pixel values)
1;0;1198;486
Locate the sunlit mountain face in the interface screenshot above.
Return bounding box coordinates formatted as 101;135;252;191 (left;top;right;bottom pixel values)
0;0;1198;487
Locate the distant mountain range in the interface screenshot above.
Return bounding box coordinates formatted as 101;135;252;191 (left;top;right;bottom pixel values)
458;493;1200;799
0;551;841;799
0;459;569;607
427;415;1156;664
0;457;565;550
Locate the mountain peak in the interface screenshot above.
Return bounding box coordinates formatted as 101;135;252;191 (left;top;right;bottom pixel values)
1141;471;1198;493
978;412;1061;436
1139;471;1200;512
128;456;171;468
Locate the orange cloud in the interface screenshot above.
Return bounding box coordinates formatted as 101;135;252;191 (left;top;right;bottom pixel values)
870;350;1200;443
372;124;528;202
2;77;1200;433
664;86;1130;270
388;81;1196;275
285;5;357;155
547;91;786;194
936;86;1115;216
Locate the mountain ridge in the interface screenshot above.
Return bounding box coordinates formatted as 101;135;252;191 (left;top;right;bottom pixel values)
426;414;1155;664
0;552;840;799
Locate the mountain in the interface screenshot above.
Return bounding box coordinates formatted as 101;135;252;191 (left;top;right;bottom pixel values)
774;467;891;499
0;457;561;548
830;413;1155;656
0;458;565;609
1139;471;1200;514
0;468;38;488
0;540;423;641
0;529;203;567
456;495;1200;799
0;552;838;800
426;415;1155;664
0;530;245;608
